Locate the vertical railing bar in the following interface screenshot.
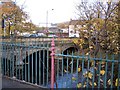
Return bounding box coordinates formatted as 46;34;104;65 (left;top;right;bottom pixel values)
71;51;73;74
13;44;15;77
39;50;41;85
9;44;10;77
57;58;59;79
1;43;4;75
9;44;12;77
35;47;37;84
19;44;21;79
14;44;17;75
92;59;95;88
11;44;14;78
110;54;114;88
21;46;23;80
21;47;23;81
67;50;69;76
76;57;79;84
118;53;120;90
46;43;49;85
70;50;74;88
16;44;18;79
11;45;15;77
70;51;74;88
28;40;30;82
81;52;85;87
98;52;102;88
8;44;12;77
61;51;64;88
104;53;108;88
43;44;45;85
86;54;90;88
24;46;26;81
2;44;4;76
7;44;9;76
4;44;7;76
14;44;16;78
1;44;3;75
32;42;33;83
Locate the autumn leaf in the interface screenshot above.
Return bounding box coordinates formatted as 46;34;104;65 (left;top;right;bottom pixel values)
78;67;81;72
107;79;111;85
89;81;92;86
94;82;97;86
72;77;77;81
88;72;93;79
64;69;67;73
88;81;97;87
115;78;118;86
77;83;82;88
100;70;105;75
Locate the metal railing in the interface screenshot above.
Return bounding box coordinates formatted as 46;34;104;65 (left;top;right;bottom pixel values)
0;39;120;89
54;53;120;88
1;41;51;87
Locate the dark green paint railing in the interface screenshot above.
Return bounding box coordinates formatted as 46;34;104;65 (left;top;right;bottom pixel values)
55;53;120;88
0;41;120;89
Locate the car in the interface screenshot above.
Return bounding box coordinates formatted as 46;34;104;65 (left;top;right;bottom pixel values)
23;34;31;37
29;34;38;37
37;33;46;37
48;35;58;37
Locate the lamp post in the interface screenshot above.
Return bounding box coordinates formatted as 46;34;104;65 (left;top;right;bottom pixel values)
46;10;48;36
46;9;54;36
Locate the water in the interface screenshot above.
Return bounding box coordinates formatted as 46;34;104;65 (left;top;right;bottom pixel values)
46;68;92;88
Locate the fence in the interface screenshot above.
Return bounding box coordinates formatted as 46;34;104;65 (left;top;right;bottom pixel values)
0;38;120;89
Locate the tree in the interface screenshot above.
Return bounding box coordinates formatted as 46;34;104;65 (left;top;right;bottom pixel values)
1;0;28;36
74;0;119;55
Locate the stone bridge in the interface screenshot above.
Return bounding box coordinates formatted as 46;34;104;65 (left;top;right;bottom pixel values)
0;37;79;85
1;37;78;65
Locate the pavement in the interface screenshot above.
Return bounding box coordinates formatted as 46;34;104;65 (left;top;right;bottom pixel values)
1;76;50;90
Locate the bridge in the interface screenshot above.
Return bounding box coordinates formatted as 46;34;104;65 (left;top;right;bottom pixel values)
1;37;78;61
1;37;79;87
0;37;120;89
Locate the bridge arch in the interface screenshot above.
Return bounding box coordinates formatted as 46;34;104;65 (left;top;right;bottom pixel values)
2;58;11;77
62;46;79;73
63;46;78;55
22;49;51;85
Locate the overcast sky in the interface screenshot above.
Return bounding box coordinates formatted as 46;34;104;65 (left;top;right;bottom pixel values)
14;0;79;26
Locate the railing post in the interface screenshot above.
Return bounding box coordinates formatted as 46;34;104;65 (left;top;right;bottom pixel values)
50;37;55;89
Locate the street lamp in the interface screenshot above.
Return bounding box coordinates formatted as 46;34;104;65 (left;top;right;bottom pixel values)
46;9;54;36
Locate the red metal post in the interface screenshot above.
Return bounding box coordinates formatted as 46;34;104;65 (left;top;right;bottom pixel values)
50;37;55;89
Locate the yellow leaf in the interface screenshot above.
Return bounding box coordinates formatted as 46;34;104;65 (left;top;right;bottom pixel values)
94;82;97;86
83;71;88;77
64;69;67;73
77;83;82;88
115;78;119;86
100;70;105;75
108;79;111;85
83;84;86;87
89;81;92;86
89;82;97;87
88;72;93;79
89;46;93;49
91;61;94;66
72;77;76;81
101;61;105;64
86;52;89;55
78;67;81;72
